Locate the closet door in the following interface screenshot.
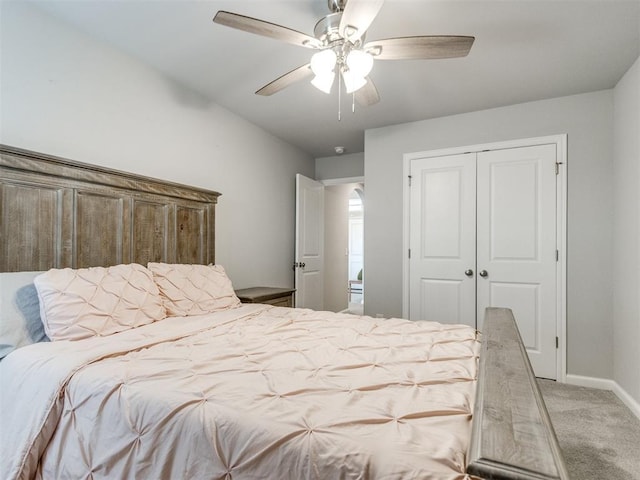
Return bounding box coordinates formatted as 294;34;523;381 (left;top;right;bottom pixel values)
409;153;476;327
476;144;557;379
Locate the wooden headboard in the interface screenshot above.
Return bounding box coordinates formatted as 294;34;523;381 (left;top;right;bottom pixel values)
0;145;220;272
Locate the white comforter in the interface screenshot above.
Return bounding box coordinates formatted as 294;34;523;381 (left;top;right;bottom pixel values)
1;305;480;480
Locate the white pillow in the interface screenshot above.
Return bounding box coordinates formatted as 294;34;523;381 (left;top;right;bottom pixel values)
147;263;241;316
0;271;49;359
34;264;166;341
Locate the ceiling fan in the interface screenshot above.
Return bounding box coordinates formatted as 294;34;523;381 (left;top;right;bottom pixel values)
213;0;474;107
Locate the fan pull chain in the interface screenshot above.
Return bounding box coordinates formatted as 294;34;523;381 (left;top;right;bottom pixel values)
352;93;355;114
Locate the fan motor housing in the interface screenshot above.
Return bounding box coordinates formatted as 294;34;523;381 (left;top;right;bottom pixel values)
314;11;365;48
314;12;342;44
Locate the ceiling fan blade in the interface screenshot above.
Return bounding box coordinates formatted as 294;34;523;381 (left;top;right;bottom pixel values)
339;0;385;42
364;36;475;60
354;77;380;107
255;64;313;96
213;11;321;49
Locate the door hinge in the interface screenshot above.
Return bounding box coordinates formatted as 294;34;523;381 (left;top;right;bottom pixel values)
555;162;563;175
408;248;411;259
556;249;559;261
408;175;412;187
556;336;559;349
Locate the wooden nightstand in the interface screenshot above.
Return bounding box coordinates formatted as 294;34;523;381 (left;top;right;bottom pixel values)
235;287;295;308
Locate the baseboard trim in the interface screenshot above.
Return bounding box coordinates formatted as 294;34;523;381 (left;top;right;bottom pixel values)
565;374;615;390
612;382;640;420
565;374;640;420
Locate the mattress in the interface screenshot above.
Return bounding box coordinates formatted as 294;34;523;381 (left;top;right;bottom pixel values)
1;304;480;480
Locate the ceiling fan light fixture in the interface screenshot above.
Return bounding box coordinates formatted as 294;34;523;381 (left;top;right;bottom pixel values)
342;69;367;94
310;49;337;76
346;49;373;77
214;1;473;110
311;72;336;94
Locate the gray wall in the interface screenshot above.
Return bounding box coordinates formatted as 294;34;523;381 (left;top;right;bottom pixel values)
0;2;315;289
613;57;640;404
315;152;364;180
364;90;614;380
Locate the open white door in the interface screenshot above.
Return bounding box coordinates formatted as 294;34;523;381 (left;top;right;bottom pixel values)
295;174;324;309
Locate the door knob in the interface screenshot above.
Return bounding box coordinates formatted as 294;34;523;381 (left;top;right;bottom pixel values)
479;270;488;278
464;269;474;277
300;262;306;268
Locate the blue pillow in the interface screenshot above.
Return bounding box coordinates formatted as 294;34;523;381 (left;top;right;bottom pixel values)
0;271;49;360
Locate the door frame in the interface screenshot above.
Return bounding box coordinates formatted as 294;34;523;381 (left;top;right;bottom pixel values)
321;176;365;313
402;134;567;382
295;176;365;311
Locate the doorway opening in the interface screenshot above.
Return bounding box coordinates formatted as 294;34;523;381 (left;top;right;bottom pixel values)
320;180;364;314
348;188;364;315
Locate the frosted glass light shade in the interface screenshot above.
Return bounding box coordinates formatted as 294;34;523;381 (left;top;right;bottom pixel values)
342;69;367;94
346;50;374;77
311;49;337;76
311;72;335;94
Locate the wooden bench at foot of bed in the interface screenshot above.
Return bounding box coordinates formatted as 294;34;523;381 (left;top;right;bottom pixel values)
467;307;569;480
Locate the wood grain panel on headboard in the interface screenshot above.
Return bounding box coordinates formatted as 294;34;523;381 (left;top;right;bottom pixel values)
0;145;220;272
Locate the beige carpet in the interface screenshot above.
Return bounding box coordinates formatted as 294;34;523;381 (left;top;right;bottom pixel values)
538;379;640;480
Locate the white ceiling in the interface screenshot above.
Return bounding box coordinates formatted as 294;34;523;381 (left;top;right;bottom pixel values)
33;0;640;158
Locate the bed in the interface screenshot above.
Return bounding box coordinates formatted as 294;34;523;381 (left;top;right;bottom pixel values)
0;145;568;480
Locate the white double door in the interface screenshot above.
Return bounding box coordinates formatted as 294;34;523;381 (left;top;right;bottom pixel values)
409;144;558;378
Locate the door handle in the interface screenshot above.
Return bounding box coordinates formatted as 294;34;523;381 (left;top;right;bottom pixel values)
479;270;488;278
464;269;474;277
